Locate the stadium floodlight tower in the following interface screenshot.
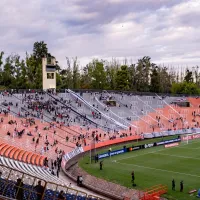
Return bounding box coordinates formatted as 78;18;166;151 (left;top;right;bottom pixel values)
42;57;56;90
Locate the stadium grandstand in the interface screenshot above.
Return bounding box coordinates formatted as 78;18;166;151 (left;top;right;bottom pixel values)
0;89;200;200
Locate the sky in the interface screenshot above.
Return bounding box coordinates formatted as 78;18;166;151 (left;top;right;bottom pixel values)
0;0;200;68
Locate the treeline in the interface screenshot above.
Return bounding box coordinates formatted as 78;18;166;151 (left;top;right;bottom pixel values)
0;41;200;95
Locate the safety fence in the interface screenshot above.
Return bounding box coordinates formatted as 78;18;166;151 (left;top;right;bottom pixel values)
0;163;102;200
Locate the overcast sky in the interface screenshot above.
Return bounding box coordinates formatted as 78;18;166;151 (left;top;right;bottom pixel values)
0;0;200;68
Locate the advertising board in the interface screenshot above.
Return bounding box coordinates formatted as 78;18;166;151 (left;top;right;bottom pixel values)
144;143;154;149
97;138;181;160
98;148;125;159
165;142;179;148
63;147;84;161
129;145;142;151
181;134;200;141
156;138;181;146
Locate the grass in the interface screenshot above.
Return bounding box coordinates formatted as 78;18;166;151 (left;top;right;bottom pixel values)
79;137;200;200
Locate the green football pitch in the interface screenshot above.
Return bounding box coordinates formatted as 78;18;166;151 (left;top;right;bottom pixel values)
79;137;200;200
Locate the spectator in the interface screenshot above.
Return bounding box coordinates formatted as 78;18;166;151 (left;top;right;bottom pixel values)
131;171;135;184
34;180;45;200
58;190;65;200
100;161;103;170
79;176;83;186
180;181;183;192
15;178;24;200
172;179;175;191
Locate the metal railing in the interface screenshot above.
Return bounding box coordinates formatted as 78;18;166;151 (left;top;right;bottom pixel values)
0;163;103;200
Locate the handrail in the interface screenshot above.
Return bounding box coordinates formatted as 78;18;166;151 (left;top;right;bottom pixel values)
155;93;180;118
0;163;103;200
95;96;137;128
68;89;128;129
112;94;152;126
46;91;103;128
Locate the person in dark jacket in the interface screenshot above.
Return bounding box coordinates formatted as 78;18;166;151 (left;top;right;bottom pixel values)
100;161;103;170
180;180;183;192
172;179;175;191
58;190;65;200
15;178;24;200
34;180;45;200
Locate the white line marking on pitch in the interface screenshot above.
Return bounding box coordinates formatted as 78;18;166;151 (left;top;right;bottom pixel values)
152;152;200;160
115;148;167;161
116;162;200;178
115;140;200;162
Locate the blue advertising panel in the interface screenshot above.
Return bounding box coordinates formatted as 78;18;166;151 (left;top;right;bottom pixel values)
156;138;181;146
98;137;181;159
98;149;125;159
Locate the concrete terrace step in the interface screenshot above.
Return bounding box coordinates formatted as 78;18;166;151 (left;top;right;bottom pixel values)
0;142;45;167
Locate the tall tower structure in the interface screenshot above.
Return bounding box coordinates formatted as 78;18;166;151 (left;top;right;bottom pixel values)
42;57;56;90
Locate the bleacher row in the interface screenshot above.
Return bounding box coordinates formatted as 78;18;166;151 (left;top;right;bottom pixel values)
0;142;45;166
0;156;65;185
0;163;101;200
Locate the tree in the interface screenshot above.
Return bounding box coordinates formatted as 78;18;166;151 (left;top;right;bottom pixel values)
171;82;200;95
72;57;80;89
150;65;161;92
135;56;151;92
184;69;193;83
116;65;129;90
33;41;48;63
1;55;15;87
83;59;106;89
128;64;137;91
80;66;92;89
92;60;106;89
159;66;172;93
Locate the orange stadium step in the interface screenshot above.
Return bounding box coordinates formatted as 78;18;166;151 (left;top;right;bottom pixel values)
22;151;30;163
13;149;21;160
27;152;33;164
35;155;40;166
0;144;10;156
4;146;15;157
31;154;38;165
18;150;26;162
39;156;45;167
0;140;43;166
9;147;18;159
187;97;200;107
0;143;8;152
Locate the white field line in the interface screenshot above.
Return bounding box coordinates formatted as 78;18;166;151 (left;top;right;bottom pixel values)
115;147;169;162
152;152;200;161
115;140;200;162
176;146;196;149
115;161;200;178
178;146;200;150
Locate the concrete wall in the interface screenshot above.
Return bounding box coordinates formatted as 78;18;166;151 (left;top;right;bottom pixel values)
42;57;56;90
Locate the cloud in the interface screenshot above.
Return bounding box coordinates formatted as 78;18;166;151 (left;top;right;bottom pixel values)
0;0;200;68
